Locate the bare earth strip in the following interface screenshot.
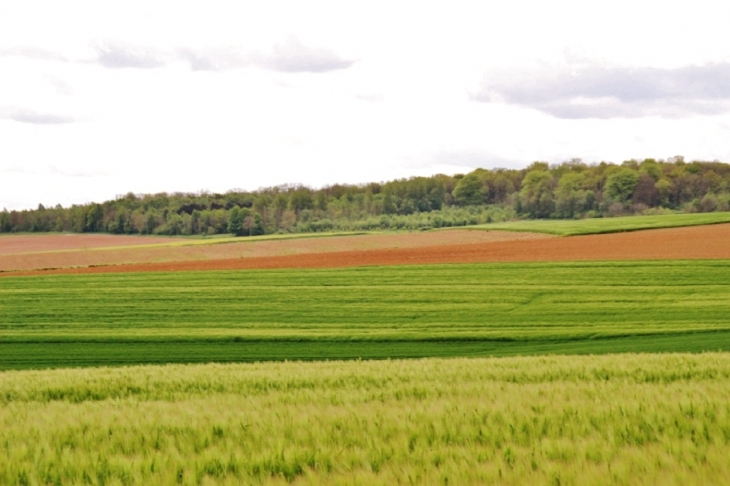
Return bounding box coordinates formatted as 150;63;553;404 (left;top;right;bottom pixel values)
0;230;550;273
0;234;175;254
3;223;730;276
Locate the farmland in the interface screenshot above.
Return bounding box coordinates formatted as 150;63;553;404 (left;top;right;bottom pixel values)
2;354;730;484
468;211;730;235
0;229;549;273
2;213;730;484
1;222;730;276
2;260;730;369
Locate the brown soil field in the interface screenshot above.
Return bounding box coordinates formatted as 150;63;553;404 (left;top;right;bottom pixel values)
0;230;550;273
2;224;729;277
0;234;174;254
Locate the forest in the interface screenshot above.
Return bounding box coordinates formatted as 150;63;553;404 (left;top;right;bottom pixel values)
3;156;730;236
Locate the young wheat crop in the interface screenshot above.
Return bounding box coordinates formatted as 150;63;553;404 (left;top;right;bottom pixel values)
1;354;729;484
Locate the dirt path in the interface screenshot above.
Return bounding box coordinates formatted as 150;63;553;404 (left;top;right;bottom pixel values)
3;224;729;277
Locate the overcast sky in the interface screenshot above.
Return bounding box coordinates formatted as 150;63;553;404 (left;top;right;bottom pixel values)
2;1;730;210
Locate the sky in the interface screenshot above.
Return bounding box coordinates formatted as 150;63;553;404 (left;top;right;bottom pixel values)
2;1;730;210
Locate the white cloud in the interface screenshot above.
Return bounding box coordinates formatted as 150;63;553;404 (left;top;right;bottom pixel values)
93;41;169;69
0;107;75;124
473;63;730;119
0;46;67;62
256;37;355;73
174;38;354;73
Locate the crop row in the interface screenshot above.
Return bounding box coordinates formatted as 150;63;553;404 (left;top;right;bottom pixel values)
2;261;730;368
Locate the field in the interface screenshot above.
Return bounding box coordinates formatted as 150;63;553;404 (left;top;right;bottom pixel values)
0;229;550;273
2;223;730;276
468;211;730;235
2;260;730;369
2;354;730;484
0;233;176;254
2;213;730;483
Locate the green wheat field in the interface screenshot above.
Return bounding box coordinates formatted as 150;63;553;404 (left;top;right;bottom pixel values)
2;261;730;369
2;215;730;484
2;354;730;484
469;211;730;235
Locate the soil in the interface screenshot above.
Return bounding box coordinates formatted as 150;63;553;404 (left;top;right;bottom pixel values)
0;234;175;254
0;230;551;272
3;224;729;277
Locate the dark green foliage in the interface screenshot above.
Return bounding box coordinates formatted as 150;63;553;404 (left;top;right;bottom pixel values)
4;157;730;236
2;260;730;369
226;206;244;236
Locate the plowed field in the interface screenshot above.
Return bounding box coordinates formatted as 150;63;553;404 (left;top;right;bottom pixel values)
0;230;550;273
4;223;729;276
0;234;174;254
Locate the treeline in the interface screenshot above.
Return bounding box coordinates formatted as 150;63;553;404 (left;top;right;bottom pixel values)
3;156;730;236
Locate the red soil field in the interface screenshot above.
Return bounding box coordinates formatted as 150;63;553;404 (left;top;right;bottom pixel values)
0;234;174;254
3;224;729;277
0;230;550;272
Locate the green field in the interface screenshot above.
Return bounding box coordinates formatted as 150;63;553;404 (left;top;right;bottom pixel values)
2;261;730;369
2;354;730;484
465;211;730;235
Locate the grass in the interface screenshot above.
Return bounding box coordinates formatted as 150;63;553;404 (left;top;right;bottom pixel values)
2;261;730;369
464;211;730;235
1;354;730;484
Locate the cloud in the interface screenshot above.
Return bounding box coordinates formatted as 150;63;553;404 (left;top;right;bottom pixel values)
473;63;730;119
176;47;251;71
93;41;167;69
177;38;354;73
43;75;74;96
0;107;75;125
255;37;355;73
0;46;67;61
428;150;525;170
85;37;353;74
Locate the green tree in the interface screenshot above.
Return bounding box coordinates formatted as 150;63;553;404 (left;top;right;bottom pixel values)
555;172;585;218
382;191;397;214
655;178;673;207
289;189;314;215
604;168;639;204
453;173;485;206
0;210;10;232
520;170;555;218
227;206;244;236
252;213;265;236
85;204;103;232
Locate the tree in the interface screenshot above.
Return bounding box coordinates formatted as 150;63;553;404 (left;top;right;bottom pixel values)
84;204;103;232
227;206;244;236
452;173;485;206
555;172;585;218
655;178;673;207
604;168;639;204
520;170;554;218
289;189;314;214
632;174;660;207
382;191;397;214
0;209;10;233
252;213;265;236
